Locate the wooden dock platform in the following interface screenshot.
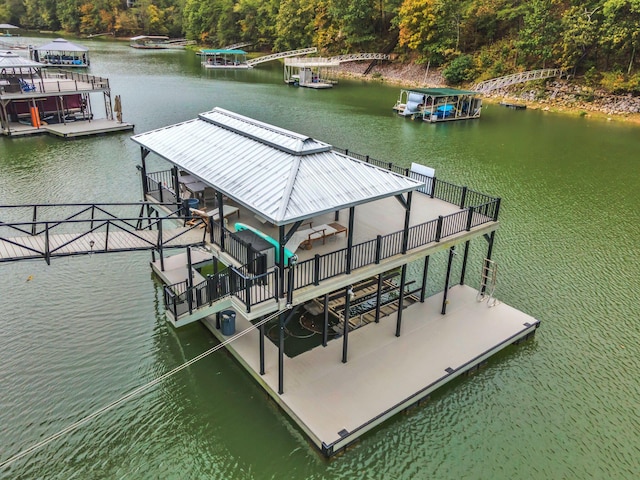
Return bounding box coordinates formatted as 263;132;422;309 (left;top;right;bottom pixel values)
201;284;540;456
1;119;134;138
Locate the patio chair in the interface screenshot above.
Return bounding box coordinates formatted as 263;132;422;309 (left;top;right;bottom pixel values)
19;79;36;92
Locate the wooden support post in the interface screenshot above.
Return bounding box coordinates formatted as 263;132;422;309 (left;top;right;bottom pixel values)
441;246;455;315
395;264;407;337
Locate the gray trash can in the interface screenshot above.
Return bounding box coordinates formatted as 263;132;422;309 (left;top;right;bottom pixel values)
220;310;236;336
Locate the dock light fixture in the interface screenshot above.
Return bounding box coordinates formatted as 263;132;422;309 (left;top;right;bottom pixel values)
89;240;95;250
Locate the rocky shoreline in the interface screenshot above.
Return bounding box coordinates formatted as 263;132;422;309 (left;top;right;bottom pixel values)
335;61;640;123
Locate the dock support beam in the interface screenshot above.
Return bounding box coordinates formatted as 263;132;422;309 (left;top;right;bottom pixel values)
278;307;298;394
278;225;285;298
375;273;383;323
342;286;353;363
345;207;355;274
460;240;471;285
322;293;329;347
420;256;430;302
278;312;285;394
395;264;407;337
441;246;456;315
402;191;412;254
259;318;265;375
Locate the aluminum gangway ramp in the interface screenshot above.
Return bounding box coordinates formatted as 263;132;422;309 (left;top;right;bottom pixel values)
473;68;567;93
246;47;317;66
0;202;206;264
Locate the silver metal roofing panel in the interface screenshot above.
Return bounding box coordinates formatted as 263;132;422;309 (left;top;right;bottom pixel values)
0;50;42;69
131;108;424;226
35;38;89;52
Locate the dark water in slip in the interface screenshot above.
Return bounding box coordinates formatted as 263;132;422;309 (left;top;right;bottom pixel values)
1;39;640;479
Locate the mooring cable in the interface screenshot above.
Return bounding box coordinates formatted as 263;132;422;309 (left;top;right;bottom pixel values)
0;307;288;470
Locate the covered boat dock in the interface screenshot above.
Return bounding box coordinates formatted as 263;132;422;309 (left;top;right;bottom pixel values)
131;108;539;456
0;50;133;137
393;87;482;122
200;49;250;69
29;38;90;67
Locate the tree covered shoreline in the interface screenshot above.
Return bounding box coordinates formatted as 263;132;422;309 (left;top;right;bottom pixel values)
2;0;639;96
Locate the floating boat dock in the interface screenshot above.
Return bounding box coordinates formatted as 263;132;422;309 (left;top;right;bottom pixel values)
0;51;133;138
284;57;339;88
393;87;482;122
131;108;541;457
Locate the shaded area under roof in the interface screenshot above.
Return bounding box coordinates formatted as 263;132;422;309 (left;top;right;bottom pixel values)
131;108;424;226
403;87;479;96
34;38;88;52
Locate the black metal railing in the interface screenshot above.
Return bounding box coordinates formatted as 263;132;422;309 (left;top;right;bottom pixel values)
0;202;203;264
145;149;500;313
146;171;177;204
163;258;279;319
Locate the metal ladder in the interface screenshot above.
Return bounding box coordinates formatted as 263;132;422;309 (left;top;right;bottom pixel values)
477;259;499;307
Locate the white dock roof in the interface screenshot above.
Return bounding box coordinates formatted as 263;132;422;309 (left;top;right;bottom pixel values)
131;108;424;226
0;50;42;69
34;38;88;52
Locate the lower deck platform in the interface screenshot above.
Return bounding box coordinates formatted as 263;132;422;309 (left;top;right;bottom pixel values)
201;284;540;456
1;118;134;138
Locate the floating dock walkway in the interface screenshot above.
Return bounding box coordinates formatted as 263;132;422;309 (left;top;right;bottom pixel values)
201;284;539;457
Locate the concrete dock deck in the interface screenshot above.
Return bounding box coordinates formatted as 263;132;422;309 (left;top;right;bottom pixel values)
201;284;540;456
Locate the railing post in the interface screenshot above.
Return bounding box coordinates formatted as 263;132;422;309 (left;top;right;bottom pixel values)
32;206;37;235
466;206;474;231
90;204;95;230
375;235;382;264
493;198;501;221
158;219;164;271
105;222;110;251
207;274;214;306
44;222;50;265
435;215;443;242
313;254;320;286
286;259;295;306
365;155;369;163
245;276;252;313
430;177;437;198
159;182;164;203
460;186;467;209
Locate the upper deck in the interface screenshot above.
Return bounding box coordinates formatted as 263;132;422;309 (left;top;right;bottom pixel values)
0;69;110;99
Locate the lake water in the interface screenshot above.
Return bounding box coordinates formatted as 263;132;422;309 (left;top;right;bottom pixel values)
1;39;639;479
